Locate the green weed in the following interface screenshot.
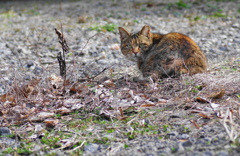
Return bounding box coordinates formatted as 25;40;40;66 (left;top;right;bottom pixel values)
191;89;198;93
55;113;62;118
25;10;41;15
2;147;15;154
106;128;115;133
175;0;191;9
171;147;177;153
133;20;139;23
163;125;169;132
212;12;227;18
90;23;118;32
17;147;32;155
193;15;207;21
124;144;129;148
93;137;110;144
1;10;16;18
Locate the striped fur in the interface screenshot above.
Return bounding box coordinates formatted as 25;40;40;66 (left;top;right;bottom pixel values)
119;25;207;78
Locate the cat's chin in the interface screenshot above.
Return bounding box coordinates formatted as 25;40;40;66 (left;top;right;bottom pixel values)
128;57;139;62
126;54;141;62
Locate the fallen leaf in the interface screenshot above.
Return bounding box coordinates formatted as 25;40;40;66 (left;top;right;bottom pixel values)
156;99;168;105
117;116;129;120
198;112;212;119
190;110;203;113
103;79;116;88
22;78;41;97
44;119;59;129
140;103;155;107
30;112;55;121
78;15;90;23
70;84;89;94
195;97;209;103
49;74;63;89
208;89;225;99
190;120;200;129
119;107;124;117
57;107;71;115
0;78;40;103
0;93;15;104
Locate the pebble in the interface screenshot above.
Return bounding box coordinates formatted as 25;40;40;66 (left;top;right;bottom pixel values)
177;134;189;140
0;127;11;136
84;143;100;153
232;23;239;28
182;140;193;147
216;151;229;156
219;46;229;51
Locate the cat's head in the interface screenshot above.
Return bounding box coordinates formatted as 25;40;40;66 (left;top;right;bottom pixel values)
118;25;153;62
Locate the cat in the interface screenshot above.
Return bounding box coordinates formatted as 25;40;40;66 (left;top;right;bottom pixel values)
118;25;207;78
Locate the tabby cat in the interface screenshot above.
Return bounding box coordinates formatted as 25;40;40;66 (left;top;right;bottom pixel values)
118;25;207;78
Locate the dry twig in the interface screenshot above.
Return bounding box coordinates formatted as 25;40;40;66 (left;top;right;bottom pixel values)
222;108;240;142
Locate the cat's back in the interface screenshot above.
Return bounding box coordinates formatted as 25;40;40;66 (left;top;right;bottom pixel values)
143;31;207;77
156;32;199;50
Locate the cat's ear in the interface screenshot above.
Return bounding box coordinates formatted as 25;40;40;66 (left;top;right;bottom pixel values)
119;27;130;40
140;25;151;37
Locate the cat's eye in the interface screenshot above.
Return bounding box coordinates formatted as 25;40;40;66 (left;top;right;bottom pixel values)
126;44;132;49
139;43;147;49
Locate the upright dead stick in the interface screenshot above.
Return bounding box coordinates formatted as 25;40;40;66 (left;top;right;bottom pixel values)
55;27;69;79
55;25;70;94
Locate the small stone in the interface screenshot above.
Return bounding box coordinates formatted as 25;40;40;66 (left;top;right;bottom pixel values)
209;49;215;53
26;61;34;68
219;46;228;52
0;127;11;136
216;151;229;156
177;134;189;140
234;39;240;44
33;66;43;75
203;151;213;156
182;140;193;147
232;23;239;28
84;143;99;153
168;131;178;136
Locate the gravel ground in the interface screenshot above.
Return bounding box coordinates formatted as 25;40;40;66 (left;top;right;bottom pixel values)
0;0;240;155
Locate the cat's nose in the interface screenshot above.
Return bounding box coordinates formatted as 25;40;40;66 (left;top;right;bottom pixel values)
132;48;139;54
